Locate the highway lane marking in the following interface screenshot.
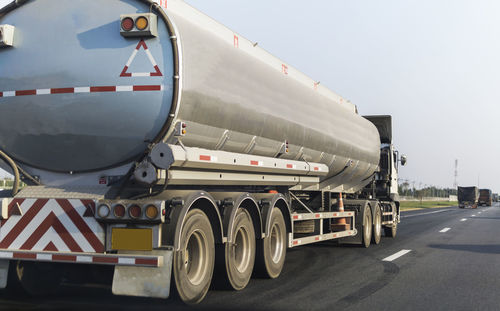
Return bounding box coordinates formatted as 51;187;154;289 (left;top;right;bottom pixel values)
402;209;453;218
472;215;476;217
460;218;467;221
383;249;411;262
439;227;451;233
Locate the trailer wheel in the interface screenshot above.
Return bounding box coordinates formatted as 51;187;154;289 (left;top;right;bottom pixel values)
256;207;287;278
173;209;215;304
362;206;372;248
225;208;256;290
16;261;63;296
372;205;382;245
384;222;397;238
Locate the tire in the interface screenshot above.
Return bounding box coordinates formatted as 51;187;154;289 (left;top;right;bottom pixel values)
384;221;397;238
225;208;256;290
256;207;287;279
362;206;372;248
173;209;215;304
372;205;382;245
16;261;63;296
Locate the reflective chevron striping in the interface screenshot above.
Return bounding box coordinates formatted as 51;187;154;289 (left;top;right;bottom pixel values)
0;199;104;253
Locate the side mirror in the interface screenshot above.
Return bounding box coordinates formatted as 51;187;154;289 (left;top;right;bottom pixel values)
400;155;407;166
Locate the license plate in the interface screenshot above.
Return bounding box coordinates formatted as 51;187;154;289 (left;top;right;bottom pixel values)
111;228;153;251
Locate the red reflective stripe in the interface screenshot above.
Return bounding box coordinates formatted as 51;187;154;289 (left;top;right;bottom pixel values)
90;86;116;92
120;66;132;77
16;90;36;96
314;167;319;171
151;65;163;76
292;215;299;220
13;252;36;259
137;39;148;50
135;258;158;266
51;87;74;94
250;160;259;166
0;92;3;97
286;164;293;168
133;85;161;91
93;256;118;264
199;155;211;161
315;237;320;241
52;254;77;262
315;214;320;218
292;240;299;245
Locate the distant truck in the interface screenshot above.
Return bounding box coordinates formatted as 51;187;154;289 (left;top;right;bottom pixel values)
479;189;493;206
458;186;479;209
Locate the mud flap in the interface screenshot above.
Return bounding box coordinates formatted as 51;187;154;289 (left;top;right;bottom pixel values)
0;260;8;289
112;249;173;299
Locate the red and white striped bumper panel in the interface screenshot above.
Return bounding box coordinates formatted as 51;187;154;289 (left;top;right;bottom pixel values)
0;249;162;267
0;84;164;98
0;199;105;253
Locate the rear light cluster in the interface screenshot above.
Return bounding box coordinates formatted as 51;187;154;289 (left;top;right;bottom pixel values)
120;13;158;38
96;201;164;222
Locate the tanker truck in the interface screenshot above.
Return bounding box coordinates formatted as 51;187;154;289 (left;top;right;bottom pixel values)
0;0;406;304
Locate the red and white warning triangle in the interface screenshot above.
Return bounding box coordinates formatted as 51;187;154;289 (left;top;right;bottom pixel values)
120;39;163;77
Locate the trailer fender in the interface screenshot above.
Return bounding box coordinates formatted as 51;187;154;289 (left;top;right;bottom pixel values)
164;191;223;251
257;194;292;238
210;193;262;243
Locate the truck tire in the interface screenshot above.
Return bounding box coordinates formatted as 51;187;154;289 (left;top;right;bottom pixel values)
384;222;397;238
173;209;215;304
225;208;256;290
372;205;382;245
256;207;287;278
362;206;372;248
16;261;63;296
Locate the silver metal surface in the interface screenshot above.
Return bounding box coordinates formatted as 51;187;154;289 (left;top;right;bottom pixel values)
1;0;380;193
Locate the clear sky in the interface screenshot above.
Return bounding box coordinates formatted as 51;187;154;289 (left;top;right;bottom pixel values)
1;0;500;192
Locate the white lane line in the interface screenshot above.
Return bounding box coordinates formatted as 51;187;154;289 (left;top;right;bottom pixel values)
471;215;476;217
439;227;451;233
382;249;412;262
402;209;453;218
460;218;467;222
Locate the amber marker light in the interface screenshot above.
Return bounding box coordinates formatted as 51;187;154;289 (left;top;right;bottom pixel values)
135;16;149;30
145;204;159;220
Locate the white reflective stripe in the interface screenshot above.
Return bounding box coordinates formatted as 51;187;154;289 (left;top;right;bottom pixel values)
3;91;15;97
145;49;157;66
439;227;451;233
76;256;93;263
118;257;135;265
116;85;134;92
160;85;165;91
36;253;52;261
126;49;138;67
0;252;13;259
130;72;151;77
74;87;90;93
36;89;50;95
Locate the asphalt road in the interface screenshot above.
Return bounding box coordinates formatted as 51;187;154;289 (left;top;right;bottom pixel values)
1;203;500;311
